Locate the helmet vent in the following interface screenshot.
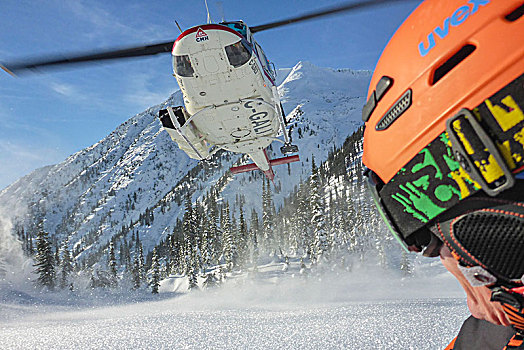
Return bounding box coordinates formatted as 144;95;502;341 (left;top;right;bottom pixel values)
505;3;524;22
375;89;411;131
432;44;476;85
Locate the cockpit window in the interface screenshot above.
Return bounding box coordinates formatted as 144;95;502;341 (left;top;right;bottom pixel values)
173;55;194;77
222;22;247;38
225;40;252;68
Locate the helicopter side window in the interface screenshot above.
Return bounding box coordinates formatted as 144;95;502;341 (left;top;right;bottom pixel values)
225;40;252;68
173;55;194;77
255;43;275;80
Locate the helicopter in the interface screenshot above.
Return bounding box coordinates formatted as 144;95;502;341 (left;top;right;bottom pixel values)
158;20;299;181
1;0;411;181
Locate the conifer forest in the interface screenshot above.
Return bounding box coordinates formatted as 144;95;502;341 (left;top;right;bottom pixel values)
13;127;408;293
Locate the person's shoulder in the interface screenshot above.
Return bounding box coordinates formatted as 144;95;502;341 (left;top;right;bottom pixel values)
451;316;515;350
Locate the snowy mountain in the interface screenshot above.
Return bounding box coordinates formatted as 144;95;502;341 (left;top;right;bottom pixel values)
0;61;371;267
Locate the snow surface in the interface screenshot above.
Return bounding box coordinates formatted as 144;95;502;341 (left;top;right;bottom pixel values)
1;299;468;349
1;262;469;350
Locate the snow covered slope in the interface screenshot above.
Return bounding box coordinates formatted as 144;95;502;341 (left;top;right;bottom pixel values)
0;62;371;266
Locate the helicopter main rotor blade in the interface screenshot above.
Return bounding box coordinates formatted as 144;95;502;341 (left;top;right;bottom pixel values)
1;40;175;75
251;0;414;33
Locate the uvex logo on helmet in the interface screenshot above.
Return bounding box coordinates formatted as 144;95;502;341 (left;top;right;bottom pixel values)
418;0;490;57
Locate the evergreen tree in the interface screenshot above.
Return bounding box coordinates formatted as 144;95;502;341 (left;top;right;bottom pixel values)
288;204;300;256
250;209;260;270
222;203;235;271
183;192;194;275
178;237;187;275
262;177;275;257
192;201;203;274
133;250;141;289
150;248;160;294
297;182;311;257
208;192;221;265
139;244;145;283
59;239;73;289
131;235;145;290
119;237;127;266
200;214;212;270
231;211;239;267
55;244;60;267
108;241;118;287
183;192;198;290
186;238;198;291
276;215;287;257
339;181;357;254
33;224;56;290
327;190;337;254
237;206;248;269
124;238;132;271
170;230;184;275
310;160;328;264
163;257;171;278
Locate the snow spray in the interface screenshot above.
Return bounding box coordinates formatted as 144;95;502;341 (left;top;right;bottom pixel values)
0;212;32;287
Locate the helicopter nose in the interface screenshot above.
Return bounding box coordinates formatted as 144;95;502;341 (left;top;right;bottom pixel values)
203;56;219;73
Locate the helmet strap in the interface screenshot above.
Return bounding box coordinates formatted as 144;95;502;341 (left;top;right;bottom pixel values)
491;286;524;333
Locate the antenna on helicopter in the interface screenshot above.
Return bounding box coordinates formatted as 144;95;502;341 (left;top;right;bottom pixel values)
217;1;225;22
204;0;212;24
175;20;183;34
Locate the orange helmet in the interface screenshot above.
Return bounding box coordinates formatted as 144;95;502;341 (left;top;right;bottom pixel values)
362;0;524;329
363;0;524;181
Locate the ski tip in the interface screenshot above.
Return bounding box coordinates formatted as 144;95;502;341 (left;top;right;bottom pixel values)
1;64;16;77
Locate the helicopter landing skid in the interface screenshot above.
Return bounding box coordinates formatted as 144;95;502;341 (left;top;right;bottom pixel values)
280;143;299;155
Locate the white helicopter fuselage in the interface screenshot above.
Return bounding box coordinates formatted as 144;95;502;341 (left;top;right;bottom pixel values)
161;23;288;175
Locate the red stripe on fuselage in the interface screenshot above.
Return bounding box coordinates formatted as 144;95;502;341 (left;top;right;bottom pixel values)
173;24;243;52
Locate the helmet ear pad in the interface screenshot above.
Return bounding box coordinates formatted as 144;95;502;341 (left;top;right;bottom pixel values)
433;198;524;284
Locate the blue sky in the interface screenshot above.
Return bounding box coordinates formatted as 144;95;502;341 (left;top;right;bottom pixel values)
0;0;421;189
